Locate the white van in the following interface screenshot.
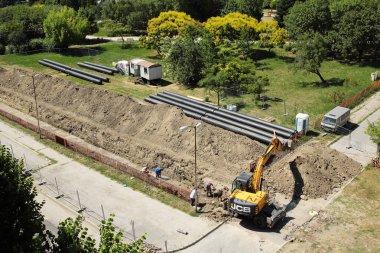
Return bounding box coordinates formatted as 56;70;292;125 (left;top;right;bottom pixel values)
321;106;350;132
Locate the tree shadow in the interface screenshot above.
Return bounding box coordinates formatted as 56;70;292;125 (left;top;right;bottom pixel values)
58;47;104;57
277;55;295;64
254;61;272;71
250;49;277;61
337;58;380;68
298;78;345;88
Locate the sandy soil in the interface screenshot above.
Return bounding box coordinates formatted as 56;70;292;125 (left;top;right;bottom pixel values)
264;141;362;199
0;68;363;203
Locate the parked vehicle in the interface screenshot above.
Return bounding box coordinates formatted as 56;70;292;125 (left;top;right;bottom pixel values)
321;106;350;132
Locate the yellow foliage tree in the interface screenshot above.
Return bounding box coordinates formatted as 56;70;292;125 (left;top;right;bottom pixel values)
140;11;198;54
257;20;287;50
204;12;259;43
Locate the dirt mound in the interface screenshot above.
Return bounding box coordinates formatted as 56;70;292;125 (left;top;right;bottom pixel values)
0;68;265;188
264;141;362;199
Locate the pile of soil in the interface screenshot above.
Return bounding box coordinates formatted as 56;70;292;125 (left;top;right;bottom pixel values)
264;141;362;199
0;68;265;188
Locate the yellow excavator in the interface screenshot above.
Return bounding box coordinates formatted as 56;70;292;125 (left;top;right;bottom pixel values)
228;133;286;228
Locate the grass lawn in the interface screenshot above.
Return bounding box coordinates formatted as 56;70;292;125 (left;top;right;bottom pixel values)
1;41;378;128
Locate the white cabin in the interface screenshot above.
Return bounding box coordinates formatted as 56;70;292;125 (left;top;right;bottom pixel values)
138;60;162;81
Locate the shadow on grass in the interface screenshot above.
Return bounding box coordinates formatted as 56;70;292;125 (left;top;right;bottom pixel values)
277;55;295;64
338;58;380;68
250;49;276;61
59;47;105;57
298;78;345;88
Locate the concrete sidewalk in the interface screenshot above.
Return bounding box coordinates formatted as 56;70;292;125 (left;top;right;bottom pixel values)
330;91;380;165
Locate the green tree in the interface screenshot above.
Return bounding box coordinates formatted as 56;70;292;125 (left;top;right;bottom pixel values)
204;12;259;44
54;216;96;252
367;119;380;156
141;11;198;54
274;0;296;27
294;32;328;83
329;0;380;60
175;0;225;22
43;7;90;48
0;145;51;253
164;26;216;86
284;0;331;39
223;0;264;21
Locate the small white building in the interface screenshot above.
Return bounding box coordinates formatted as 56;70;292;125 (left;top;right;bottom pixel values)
127;58;162;81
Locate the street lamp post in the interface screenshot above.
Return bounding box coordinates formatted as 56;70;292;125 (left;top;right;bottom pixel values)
180;122;201;212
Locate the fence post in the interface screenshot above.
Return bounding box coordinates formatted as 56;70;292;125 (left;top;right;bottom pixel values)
55;177;64;199
131;220;136;241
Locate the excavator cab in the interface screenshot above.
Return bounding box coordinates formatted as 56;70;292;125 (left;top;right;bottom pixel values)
231;172;253;193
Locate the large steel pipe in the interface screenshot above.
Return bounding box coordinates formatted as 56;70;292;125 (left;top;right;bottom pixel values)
161;91;292;138
150;95;206;116
157;93;215;113
200;116;272;144
38;60;102;84
77;63;114;75
162;91;294;136
151;95;272;143
43;59;109;82
84;61;119;73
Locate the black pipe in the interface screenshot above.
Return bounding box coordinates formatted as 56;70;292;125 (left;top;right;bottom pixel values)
151;95;272;143
157;93;215;113
200;116;272;144
84;61;119;73
38;60;102;84
42;59;109;82
78;63;114;75
160;91;292;138
150;95;207;116
162;91;295;136
144;97;164;104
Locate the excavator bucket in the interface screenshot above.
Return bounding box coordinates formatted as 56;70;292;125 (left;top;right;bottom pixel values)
266;204;286;228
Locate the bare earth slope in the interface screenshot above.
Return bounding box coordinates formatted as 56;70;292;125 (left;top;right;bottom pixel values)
0;68;265;188
0;68;362;198
264;141;362;199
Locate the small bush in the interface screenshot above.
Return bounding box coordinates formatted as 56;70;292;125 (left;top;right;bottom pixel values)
28;38;45;51
329;90;346;104
0;44;5;55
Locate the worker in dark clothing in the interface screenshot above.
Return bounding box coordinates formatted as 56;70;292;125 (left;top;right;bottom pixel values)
206;182;214;197
154;166;163;178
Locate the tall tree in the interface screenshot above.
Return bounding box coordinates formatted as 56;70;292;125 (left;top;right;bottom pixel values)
141;11;198;54
204;12;259;44
223;0;264;21
164;26;216;86
274;0;296;27
294;32;328;84
284;0;331;39
43;7;90;48
329;0;380;60
175;0;225;22
0;145;51;253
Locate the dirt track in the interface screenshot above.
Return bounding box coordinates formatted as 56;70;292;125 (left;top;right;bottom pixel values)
0;68;362;199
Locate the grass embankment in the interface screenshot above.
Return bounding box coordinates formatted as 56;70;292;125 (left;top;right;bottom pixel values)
0;41;378;129
281;166;380;252
0;115;198;216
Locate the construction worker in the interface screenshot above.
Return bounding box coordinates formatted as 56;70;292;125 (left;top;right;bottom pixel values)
206;182;214;197
190;188;197;206
154;166;163;178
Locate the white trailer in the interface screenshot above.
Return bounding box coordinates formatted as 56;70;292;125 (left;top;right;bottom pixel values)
138;60;162;81
321;106;350;132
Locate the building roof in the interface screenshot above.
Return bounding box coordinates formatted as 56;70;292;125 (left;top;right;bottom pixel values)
325;106;350;118
138;60;161;68
130;58;144;64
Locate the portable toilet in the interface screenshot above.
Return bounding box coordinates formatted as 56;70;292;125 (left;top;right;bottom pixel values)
295;113;309;135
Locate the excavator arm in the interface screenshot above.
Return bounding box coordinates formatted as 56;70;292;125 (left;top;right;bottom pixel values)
252;133;284;193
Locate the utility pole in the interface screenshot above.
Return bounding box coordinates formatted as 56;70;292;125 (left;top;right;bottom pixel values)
31;74;42;139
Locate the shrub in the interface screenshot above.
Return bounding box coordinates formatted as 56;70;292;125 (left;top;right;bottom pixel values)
28;38;45;51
